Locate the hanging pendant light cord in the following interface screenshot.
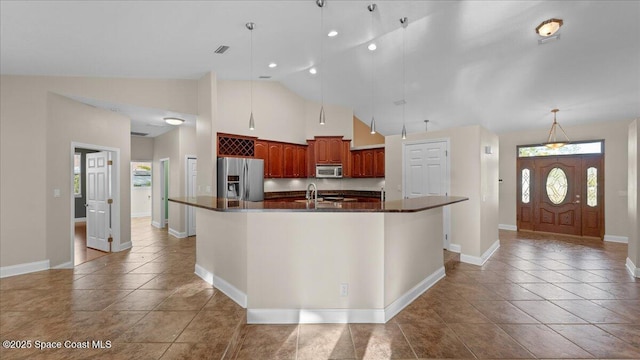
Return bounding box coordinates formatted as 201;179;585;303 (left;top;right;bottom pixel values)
320;3;324;108
250;26;253;115
402;20;406;131
371;3;375;124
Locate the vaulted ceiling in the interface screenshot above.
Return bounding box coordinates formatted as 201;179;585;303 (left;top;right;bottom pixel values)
1;1;638;137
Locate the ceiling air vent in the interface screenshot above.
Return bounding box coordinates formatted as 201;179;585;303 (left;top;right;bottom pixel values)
214;45;230;54
394;99;406;106
131;132;148;137
259;75;272;79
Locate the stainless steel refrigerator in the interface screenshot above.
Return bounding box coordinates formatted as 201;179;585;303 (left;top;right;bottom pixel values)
217;157;264;201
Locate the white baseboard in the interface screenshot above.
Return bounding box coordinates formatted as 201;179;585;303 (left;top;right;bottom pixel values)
151;221;162;229
52;261;73;269
246;267;445;324
499;224;517;231
460;239;500;266
74;217;86;223
119;241;132;251
131;212;151;218
0;260;50;278
247;308;385;324
448;243;461;253
168;228;187;239
384;266;446;322
604;235;629;244
195;264;248;308
626;258;639;278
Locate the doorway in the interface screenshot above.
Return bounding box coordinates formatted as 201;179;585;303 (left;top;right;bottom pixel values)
516;141;604;238
71;143;120;266
131;161;152;218
403;138;451;249
159;158;169;228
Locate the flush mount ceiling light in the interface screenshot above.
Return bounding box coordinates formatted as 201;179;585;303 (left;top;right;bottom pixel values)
164;117;185;125
327;30;338;37
536;18;563;37
268;62;277;68
544;108;570;149
368;43;377;51
247;22;256;131
309;67;317;75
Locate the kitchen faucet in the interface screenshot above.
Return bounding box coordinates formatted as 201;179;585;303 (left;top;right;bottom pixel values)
306;183;318;202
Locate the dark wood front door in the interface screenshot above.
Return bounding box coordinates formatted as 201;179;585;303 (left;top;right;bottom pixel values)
517;153;604;238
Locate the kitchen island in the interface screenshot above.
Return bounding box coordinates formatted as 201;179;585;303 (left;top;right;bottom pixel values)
170;195;467;324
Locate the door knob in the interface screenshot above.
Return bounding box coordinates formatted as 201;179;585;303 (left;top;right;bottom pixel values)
84;204;89;207
574;200;581;204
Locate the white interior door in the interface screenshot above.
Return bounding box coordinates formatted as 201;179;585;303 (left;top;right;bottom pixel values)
86;151;110;252
187;157;197;236
404;140;450;248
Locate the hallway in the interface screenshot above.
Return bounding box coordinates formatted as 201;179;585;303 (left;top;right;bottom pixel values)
0;219;638;359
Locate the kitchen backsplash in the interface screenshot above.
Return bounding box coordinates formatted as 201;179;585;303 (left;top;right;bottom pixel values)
264;178;385;192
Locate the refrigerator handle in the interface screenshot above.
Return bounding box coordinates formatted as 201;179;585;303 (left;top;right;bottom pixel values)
244;161;250;199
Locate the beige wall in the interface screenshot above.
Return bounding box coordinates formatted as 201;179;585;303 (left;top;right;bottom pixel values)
499;119;630;239
196;72;216;196
386;125;499;259
353;116;385;147
0;75;197;268
46;93;131;267
131;136;154;160
305;101;353;142
628;120;639;269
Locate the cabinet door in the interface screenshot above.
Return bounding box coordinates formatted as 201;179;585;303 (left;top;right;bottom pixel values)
315;139;329;163
296;146;307;178
351;151;363;178
283;144;296;178
363;150;375;177
328;138;343;164
342;141;352;178
254;140;269;178
268;143;284;178
374;148;385;177
307;141;316;177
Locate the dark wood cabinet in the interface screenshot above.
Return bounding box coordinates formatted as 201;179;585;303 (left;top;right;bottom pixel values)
342;141;352;178
350;147;384;178
296;146;307;178
268;142;283;178
254;140;269;178
307;141;316;177
283;144;296;178
314;136;344;164
374;148;385;177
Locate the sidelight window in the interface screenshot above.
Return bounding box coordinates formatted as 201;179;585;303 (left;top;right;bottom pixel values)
587;167;597;207
546;167;568;204
522;168;530;204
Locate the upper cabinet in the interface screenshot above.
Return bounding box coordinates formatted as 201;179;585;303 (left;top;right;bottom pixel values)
254;140;269;178
350;147;385;178
313;136;345;164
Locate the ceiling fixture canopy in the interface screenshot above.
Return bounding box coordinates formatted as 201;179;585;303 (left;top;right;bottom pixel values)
544;108;570;149
536;18;563;37
164;117;185;125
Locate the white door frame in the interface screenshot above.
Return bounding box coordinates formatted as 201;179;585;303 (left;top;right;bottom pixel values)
159;158;169;228
70;142;121;267
402;138;451;250
185;155;197;237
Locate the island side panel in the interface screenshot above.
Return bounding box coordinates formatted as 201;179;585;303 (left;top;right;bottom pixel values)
246;212;385;311
383;207;445;308
195;208;248;306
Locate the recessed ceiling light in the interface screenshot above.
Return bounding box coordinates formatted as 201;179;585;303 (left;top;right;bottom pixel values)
309;67;317;75
327;30;338;37
368;43;377;51
268;62;277;68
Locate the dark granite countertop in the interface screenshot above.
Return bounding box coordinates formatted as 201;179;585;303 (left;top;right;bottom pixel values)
264;190;381;200
169;195;468;213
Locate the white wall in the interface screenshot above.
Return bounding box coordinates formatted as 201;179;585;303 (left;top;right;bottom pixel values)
131;136;154;160
499;119;630;239
628;120;639;272
385;125;499;260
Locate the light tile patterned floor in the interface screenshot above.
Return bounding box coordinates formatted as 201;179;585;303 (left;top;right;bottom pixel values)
1;219;639;359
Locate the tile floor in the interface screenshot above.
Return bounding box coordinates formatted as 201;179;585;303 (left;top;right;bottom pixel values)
1;219;639;359
74;222;109;266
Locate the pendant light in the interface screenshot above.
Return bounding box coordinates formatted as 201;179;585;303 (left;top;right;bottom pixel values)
424;119;429;132
400;17;408;139
368;3;377;134
246;22;256;130
317;0;326;125
544;108;570;149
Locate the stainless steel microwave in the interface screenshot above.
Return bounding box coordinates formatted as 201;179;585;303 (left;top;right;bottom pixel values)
316;164;343;178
